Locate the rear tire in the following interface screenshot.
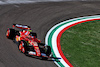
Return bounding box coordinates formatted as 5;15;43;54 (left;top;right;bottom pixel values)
6;28;16;40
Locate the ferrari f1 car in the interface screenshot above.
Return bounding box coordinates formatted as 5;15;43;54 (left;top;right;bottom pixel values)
6;24;52;60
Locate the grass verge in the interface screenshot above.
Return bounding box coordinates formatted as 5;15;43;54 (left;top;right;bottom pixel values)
61;20;100;67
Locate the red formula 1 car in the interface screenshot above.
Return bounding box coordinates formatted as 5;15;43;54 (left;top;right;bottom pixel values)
6;24;52;60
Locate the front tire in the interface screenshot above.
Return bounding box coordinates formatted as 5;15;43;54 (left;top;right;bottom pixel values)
18;41;28;54
45;46;51;56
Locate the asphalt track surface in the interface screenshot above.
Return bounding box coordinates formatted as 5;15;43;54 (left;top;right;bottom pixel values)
0;2;100;67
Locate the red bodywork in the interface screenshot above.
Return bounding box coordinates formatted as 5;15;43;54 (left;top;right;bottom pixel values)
6;25;53;59
16;31;41;57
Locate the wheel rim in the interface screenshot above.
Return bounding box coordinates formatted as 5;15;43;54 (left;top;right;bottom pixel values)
6;29;10;38
19;43;22;50
19;41;25;53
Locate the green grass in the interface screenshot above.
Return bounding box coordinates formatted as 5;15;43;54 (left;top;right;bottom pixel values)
61;20;100;67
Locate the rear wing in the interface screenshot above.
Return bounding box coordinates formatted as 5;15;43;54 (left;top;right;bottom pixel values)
13;24;31;30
